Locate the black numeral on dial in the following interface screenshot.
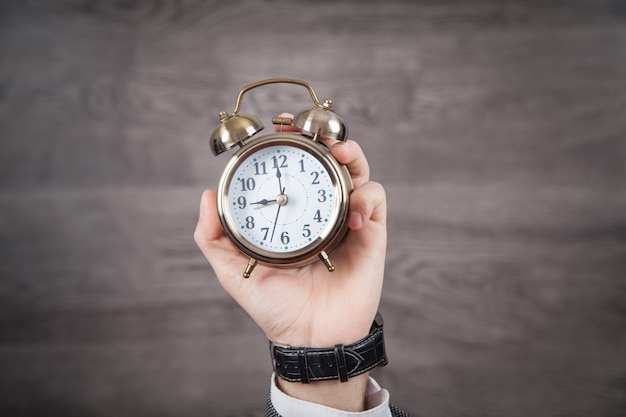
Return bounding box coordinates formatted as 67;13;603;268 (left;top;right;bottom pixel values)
254;162;267;175
272;155;287;169
239;177;256;191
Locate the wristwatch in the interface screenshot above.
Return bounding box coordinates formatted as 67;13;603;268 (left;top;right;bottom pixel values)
270;312;388;383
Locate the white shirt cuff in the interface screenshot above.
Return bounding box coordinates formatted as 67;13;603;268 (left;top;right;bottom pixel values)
270;373;392;417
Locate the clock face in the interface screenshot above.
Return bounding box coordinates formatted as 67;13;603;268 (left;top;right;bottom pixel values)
224;143;338;256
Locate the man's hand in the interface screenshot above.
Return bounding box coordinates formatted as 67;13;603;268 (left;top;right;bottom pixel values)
194;116;387;411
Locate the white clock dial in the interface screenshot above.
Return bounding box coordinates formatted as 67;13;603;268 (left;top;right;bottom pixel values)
226;144;336;254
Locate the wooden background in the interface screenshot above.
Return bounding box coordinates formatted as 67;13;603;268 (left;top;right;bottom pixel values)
1;1;625;416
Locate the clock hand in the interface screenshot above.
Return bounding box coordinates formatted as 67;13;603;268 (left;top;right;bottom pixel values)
270;187;286;242
276;166;284;194
269;203;282;243
250;198;277;206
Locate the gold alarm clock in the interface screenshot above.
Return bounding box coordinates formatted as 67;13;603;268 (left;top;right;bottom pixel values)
209;78;353;278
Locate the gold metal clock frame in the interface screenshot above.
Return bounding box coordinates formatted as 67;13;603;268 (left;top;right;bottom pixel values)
209;78;352;278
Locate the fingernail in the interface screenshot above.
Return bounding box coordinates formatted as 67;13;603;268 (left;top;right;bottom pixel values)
349;211;363;229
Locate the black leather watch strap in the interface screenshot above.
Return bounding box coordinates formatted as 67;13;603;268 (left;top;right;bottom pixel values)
270;312;388;384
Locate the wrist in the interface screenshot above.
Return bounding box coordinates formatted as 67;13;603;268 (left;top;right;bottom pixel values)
268;309;381;348
269;313;388;412
276;372;369;412
270;312;387;382
271;326;371;349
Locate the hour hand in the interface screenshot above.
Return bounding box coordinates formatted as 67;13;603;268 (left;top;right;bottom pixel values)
251;198;277;206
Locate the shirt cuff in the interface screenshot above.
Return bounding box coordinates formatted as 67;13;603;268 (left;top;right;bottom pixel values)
270;373;392;417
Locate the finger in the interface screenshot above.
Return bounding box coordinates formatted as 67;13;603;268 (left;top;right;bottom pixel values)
193;190;247;279
272;113;370;188
330;140;370;188
335;181;387;299
347;181;387;231
194;190;223;242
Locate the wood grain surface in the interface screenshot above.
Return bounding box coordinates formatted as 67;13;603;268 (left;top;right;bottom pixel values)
1;1;625;416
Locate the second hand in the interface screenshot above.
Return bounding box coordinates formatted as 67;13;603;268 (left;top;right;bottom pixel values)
270;164;286;242
270;187;286;242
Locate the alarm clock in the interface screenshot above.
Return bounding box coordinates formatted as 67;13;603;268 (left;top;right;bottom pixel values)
209;78;353;278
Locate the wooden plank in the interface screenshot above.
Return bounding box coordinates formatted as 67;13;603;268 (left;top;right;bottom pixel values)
0;1;624;187
0;183;624;415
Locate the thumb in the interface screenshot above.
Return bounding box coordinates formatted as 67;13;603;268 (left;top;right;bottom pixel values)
193;190;246;277
194;190;223;243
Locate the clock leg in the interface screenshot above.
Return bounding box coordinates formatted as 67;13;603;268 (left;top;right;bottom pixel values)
243;258;258;278
318;251;335;272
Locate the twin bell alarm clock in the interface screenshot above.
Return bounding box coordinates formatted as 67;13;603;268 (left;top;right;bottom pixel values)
208;78;353;278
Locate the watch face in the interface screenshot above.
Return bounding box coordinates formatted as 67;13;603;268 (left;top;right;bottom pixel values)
218;134;350;264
